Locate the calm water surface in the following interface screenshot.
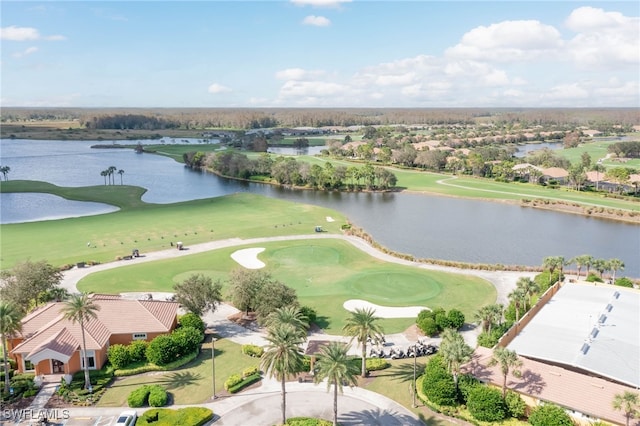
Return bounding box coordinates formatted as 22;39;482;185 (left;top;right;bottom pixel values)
1;139;638;276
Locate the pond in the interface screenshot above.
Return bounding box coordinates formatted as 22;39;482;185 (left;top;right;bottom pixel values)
1;139;638;276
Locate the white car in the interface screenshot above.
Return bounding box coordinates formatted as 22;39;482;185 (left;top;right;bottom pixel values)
114;410;137;426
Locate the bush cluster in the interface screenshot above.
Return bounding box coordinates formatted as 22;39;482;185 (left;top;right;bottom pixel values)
466;385;506;422
138;407;213;426
241;344;264;358
528;404;574;426
146;326;203;365
286;418;333;426
127;384;168;408
421;355;457;406
365;358;390;371
416;308;465;336
179;312;206;333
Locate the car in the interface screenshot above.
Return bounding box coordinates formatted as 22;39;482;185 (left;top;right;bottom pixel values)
114;410;137;426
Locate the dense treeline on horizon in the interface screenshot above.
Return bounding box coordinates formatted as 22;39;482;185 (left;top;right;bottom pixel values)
1;107;639;131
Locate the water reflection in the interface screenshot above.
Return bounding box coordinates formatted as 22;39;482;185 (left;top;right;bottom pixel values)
1;193;118;224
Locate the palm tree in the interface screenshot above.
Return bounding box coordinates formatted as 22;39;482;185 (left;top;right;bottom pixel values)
474;304;503;334
608;258;625;283
108;166;117;185
342;307;384;377
0;165;10;181
572;254;593;278
0;301;23;393
265;306;309;339
100;170;108;185
439;328;473;391
612;391;639;426
488;347;522;398
592;258;609;278
508;287;527;322
118;169;125;185
60;293;100;389
260;323;305;426
516;277;539;307
542;256;565;286
314;342;359;426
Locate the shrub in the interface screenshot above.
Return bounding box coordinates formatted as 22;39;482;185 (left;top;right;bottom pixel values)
172;326;204;356
477;323;511;348
457;373;480;403
226;373;261;394
447;309;465;330
224;374;243;391
127;340;148;363
615;277;634;288
146;334;178;365
467;385;506;422
586;273;603;283
179;312;206;333
148;385;168;407
107;344;131;369
139;407;213;426
505;391;527;419
242;365;259;378
128;385;151;408
425;376;458;406
417;317;439;336
434;312;452;330
286;418;333;426
528;404;574;426
242;344;264;357
299;306;317;325
365;358;390;371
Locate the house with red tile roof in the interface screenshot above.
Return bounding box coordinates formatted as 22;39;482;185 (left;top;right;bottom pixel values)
8;294;179;376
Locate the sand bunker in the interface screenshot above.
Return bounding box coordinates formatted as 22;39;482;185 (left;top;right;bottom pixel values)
326;216;335;222
231;248;265;269
343;299;429;319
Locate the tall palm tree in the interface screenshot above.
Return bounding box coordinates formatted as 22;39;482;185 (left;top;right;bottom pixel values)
265;306;309;339
314;342;359;426
612;391;639;426
108;166;117;185
100;170;108;185
572;254;593;278
0;165;10;181
342;307;384;377
516;277;539;307
118;169;125;185
474;304;503;334
488;347;522;398
592;258;609;278
508;287;528;322
0;301;23;393
439;328;473;391
60;293;100;390
542;256;565;286
608;258;625;283
260;323;305;426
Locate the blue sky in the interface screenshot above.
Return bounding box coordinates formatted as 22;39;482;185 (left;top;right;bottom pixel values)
1;1;638;108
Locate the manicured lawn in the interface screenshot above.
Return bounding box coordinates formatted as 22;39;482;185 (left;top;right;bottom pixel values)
97;337;259;406
78;239;495;334
0;187;347;270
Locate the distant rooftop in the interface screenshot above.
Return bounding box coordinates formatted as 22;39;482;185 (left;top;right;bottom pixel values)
508;283;640;387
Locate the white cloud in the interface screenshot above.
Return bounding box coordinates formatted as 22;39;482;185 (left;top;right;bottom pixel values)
302;15;331;27
291;0;351;7
207;83;232;94
276;68;326;81
540;83;590;101
279;80;348;98
12;46;38;58
564;7;639;68
1;26;40;41
1;25;66;41
446;20;563;62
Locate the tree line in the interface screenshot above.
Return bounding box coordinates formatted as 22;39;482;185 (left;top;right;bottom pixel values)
205;151;398;191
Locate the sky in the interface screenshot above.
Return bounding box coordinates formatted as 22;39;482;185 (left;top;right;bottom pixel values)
1;1;638;108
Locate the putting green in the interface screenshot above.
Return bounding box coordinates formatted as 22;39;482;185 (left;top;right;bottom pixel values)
345;271;442;304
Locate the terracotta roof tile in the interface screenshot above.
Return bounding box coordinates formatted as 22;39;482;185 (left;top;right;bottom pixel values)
463;347;639;425
28;328;78;359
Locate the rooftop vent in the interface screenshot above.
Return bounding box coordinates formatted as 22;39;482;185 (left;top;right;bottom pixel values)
580;343;590;355
606;303;613;312
613;291;620;299
590;328;599;339
598;314;607;324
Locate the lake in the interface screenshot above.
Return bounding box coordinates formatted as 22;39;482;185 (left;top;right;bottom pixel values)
1;139;638;277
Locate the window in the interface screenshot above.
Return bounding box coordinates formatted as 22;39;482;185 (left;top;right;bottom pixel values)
132;333;147;341
24;359;34;371
80;350;96;370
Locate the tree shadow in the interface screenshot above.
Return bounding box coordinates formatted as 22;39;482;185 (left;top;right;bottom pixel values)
513;369;546;396
340;408;423;425
373;361;426;381
154;370;203;390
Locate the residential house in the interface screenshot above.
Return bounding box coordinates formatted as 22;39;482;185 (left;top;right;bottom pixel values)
8;294;179;376
541;167;569;185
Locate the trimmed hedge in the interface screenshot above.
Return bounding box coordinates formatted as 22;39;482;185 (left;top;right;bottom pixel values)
128;385;151;408
114;350;197;377
128;384;167;408
241;344;264;357
138;407;213;426
224;374;242;391
226;373;261;394
365;358;390;371
286;418;333;426
242;365;259;378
